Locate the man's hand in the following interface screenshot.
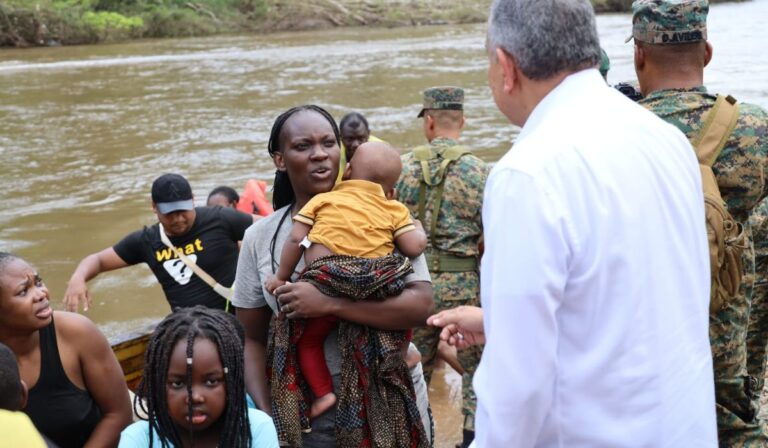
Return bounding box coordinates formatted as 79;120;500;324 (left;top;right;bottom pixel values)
63;278;92;312
426;305;485;349
274;281;339;320
64;248;129;313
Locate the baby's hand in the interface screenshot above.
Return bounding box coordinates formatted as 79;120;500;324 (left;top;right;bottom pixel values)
265;277;287;295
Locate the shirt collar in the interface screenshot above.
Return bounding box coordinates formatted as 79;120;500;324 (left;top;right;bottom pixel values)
517;68;605;142
430;137;459;156
333;179;386;197
642;85;708;102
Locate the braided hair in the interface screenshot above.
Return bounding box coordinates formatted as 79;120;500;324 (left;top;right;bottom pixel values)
135;306;251;448
267;105;340;210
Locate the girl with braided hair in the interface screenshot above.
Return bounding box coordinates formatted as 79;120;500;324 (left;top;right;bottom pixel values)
118;306;278;447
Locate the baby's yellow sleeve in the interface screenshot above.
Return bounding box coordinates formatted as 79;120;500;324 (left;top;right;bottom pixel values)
393;202;416;237
294;196;324;226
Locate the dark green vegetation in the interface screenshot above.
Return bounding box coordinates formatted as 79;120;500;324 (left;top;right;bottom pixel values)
0;0;748;48
1;0;269;46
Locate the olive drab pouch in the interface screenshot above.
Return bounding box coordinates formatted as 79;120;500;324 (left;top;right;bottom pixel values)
693;95;746;313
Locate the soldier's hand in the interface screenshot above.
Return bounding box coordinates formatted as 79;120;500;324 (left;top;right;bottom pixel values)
427;305;485;349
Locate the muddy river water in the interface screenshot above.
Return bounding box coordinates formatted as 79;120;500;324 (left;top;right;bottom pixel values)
1;1;767;446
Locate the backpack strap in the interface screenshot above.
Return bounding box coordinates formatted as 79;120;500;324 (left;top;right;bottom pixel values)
414;146;433;224
693;94;740;166
413;144;471;268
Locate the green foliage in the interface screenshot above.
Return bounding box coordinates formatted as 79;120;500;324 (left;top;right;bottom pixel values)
0;0;751;47
82;11;143;39
1;0;269;45
141;7;218;38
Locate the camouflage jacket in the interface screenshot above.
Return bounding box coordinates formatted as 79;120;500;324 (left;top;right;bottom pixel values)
750;199;768;286
396;137;488;257
639;87;768;222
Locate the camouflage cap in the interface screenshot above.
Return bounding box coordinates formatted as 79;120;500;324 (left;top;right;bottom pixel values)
417;86;464;118
626;0;708;45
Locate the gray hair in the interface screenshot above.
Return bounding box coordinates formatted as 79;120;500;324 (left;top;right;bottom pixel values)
488;0;601;80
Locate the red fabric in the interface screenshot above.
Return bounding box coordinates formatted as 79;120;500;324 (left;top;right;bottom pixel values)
297;315;338;397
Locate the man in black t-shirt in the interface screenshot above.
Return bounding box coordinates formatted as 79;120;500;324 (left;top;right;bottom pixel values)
64;173;255;312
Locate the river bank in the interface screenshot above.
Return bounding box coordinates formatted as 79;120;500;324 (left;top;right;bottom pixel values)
0;0;746;48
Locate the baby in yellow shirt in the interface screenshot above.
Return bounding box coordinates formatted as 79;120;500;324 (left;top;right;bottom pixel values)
266;141;427;418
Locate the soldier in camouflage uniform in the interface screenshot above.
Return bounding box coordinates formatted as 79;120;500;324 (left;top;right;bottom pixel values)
631;1;768;445
395;86;488;448
748;199;768;417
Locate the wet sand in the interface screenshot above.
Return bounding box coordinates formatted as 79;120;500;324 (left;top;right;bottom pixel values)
432;361;768;444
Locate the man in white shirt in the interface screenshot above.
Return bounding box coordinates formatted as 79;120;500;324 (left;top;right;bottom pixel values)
428;0;717;446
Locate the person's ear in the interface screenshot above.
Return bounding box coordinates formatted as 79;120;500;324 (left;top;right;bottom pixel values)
386;188;396;200
19;379;28;410
272;152;287;172
151;202;158;214
496;47;518;94
460;115;466;129
342;162;352;180
703;41;713;67
427;115;436;132
634;44;645;72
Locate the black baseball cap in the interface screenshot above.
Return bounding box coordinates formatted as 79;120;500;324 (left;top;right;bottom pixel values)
151;173;194;214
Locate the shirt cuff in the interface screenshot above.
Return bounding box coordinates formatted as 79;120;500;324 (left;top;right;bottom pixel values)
394;223;416;237
293;214;314;226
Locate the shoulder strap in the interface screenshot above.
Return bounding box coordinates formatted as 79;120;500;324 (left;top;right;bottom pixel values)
34;319;63;388
413;145;432;161
158;225;233;306
413;145;436;187
693;94;740;166
414;145;471;245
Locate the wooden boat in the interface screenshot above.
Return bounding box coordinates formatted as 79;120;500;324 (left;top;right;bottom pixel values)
109;320;159;391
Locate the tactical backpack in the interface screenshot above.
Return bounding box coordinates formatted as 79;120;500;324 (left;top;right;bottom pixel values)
412;144;478;273
693;94;747;313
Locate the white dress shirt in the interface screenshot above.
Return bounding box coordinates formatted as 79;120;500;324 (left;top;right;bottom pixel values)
473;69;717;447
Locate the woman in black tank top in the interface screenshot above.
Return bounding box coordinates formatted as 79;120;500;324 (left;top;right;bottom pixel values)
0;253;132;447
25;316;103;447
